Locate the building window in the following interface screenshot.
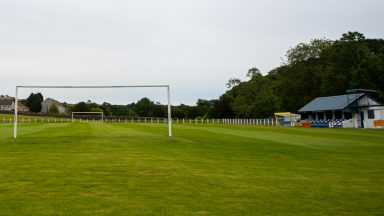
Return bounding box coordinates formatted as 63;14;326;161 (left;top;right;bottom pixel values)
368;110;375;119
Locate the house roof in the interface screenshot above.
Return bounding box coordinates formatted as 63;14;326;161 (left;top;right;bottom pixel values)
298;93;364;112
43;98;64;106
44;98;60;103
0;96;14;100
0;100;13;106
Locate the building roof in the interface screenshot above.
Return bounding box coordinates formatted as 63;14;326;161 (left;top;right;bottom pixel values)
44;98;60;103
0;100;13;106
43;98;64;106
298;93;364;112
0;96;14;100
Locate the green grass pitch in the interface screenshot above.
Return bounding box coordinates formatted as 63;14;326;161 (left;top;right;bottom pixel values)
0;122;383;215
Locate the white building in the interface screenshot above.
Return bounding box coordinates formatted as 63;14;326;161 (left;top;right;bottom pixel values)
298;91;384;129
0;98;30;112
0;100;13;111
41;98;67;114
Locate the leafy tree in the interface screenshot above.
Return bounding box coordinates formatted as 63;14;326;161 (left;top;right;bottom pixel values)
226;71;280;118
134;98;153;117
90;107;104;113
319;33;383;98
130;97;166;117
71;102;89;112
284;38;333;64
26;93;44;112
182;105;200;119
171;106;187;118
212;32;384;117
208;94;234;118
226;78;241;89
246;67;262;79
340;31;365;42
48;104;59;114
151;105;166;117
196;99;216;118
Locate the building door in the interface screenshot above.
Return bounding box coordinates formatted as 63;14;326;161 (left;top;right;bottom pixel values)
360;111;365;128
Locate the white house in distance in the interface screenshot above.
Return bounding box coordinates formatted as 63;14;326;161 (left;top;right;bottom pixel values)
298;89;384;129
0;99;13;111
41;98;67;114
0;97;30;112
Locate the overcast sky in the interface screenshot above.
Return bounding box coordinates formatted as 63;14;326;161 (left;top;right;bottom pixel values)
0;0;383;105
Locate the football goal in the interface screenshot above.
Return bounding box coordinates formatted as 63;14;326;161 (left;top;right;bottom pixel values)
13;85;172;138
72;112;104;123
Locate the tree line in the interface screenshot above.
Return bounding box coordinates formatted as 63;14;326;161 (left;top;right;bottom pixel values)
21;94;212;118
67;98;214;119
203;31;384;118
22;32;384;118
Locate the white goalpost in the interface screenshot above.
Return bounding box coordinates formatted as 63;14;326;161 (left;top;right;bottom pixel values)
71;112;104;123
14;85;172;138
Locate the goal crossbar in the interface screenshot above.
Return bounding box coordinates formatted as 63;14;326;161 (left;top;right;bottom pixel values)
14;85;172;138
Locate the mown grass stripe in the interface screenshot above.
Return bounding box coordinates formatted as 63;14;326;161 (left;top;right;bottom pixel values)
0;123;383;215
